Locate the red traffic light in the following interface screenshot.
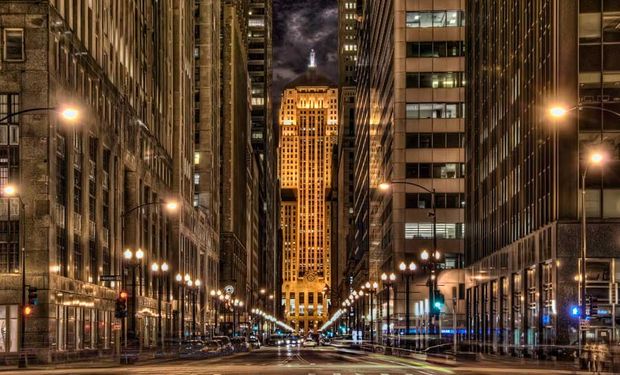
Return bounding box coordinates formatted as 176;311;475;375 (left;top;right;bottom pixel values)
23;306;32;316
119;291;128;300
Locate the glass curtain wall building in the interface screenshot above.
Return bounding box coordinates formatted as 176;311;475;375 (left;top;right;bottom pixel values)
466;0;620;354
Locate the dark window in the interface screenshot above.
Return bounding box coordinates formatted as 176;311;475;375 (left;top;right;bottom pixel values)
419;42;435;57
406;164;419;178
419;163;432;178
433;133;446;148
406;133;418;148
74;235;83;280
446;133;462;148
4;29;24;61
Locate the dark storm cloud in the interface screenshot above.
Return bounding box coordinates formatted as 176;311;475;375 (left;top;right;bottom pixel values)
273;0;338;104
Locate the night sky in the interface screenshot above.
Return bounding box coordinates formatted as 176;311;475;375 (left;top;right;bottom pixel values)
272;0;338;107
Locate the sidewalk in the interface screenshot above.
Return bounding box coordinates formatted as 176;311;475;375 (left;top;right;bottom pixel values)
0;351;180;372
356;343;619;374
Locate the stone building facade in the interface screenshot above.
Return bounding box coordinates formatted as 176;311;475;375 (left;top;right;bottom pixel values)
0;0;205;362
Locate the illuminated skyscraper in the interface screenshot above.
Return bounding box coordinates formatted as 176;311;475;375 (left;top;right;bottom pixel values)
279;53;338;333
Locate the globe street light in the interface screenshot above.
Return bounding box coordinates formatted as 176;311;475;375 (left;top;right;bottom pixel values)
122;248;144;351
151;260;169;349
399;261;417;339
381;272;396;346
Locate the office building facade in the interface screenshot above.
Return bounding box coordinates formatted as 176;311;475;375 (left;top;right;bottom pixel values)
279;59;337;333
332;0;362;313
248;0;279;317
466;0;620;352
353;0;466;338
219;0;254;331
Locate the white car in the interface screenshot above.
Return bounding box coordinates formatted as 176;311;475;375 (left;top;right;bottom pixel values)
302;339;317;347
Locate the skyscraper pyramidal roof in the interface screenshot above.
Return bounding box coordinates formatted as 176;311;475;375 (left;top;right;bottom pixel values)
284;49;335;89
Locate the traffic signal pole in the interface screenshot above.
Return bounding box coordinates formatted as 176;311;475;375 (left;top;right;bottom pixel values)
18;197;26;368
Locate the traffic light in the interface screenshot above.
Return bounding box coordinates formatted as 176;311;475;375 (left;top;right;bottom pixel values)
27;286;38;306
115;291;128;319
431;291;445;316
23;305;32;316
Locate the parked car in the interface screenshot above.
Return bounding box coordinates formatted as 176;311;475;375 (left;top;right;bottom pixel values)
179;340;206;358
213;336;234;354
248;336;261;349
231;336;250;352
199;340;223;357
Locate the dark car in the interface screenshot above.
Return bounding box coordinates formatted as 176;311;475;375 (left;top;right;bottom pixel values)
231;336;250;352
179;340;206;358
266;334;287;346
213;336;234;354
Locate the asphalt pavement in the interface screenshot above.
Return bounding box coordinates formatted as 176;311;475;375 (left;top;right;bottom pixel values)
0;346;615;375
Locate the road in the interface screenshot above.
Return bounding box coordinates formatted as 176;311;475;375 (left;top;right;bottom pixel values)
0;346;603;375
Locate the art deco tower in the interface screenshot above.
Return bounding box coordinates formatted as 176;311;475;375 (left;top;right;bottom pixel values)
279;52;338;333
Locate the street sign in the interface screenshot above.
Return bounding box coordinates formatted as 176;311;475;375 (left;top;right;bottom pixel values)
112;322;121;331
100;275;121;282
579;319;590;328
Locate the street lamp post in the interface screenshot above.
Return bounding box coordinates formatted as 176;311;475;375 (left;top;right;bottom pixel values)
151;261;169;350
365;281;378;345
123;248;144;349
0;105;79;368
548;105;613;354
399;261;417;342
210;289;223;337
379;181;439;336
0;105;80;124
120;199;177;350
381;272;396;346
175;273;189;339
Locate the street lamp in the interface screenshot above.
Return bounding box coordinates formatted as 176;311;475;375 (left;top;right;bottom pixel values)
122;248;144;349
547;103;617;353
399;261;417;340
175;273;187;339
381;272;396;346
120;199;177;352
578;151;606;327
189;279;201;338
151;261;169;350
380;180;439;336
365;281;378;345
0;105;81;124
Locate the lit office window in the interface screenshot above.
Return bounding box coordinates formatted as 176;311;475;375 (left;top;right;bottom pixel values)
406;11;464;28
405;223;465;239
